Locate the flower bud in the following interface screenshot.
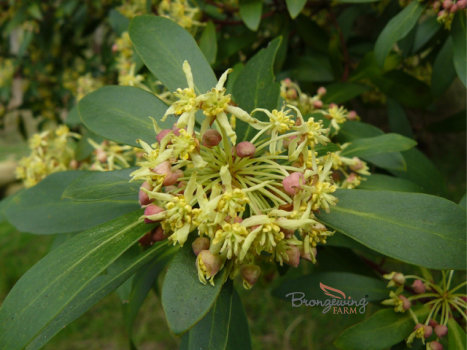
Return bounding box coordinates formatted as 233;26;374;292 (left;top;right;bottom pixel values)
393;272;406;285
138;231;154;246
450;3;458;12
156;129;172;143
192;237;210;256
434;324;448;337
286;89;298;100
144;204;164;223
398;295;411;311
163;169;183;186
96;148;107;163
428;341;443;350
411;279;426;294
429;319;439;328
349;157;364;171
317;86;327;96
313;100;323;109
285;245;301;267
153;161;171;176
151;226;166;242
443;0;452;9
172;124;181;136
139;181;153;206
241;264;261;288
196;250;222;282
112;43;118;53
202;129;222;147
69;159;79;169
282;172;304;195
235;141;256;158
414;324;432;338
347;110;358;120
458;0;467;9
300;247;317;262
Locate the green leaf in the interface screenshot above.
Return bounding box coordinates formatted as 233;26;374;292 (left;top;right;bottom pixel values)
161;240;225;334
451;13;466;87
459;193;466;209
180;282;252;350
0;211;149;350
290;54;334;82
108;9;130;36
64;105;81;127
412;16;441;53
62;168;139;202
340;133;416;158
232;37;282;140
374;1;425;66
79;86;167;147
272;272;387;302
334;307;429;350
432;38;456;96
448;318;467;350
129;15;217;94
319;189;466;270
3;171;139;234
358;174;422;193
239;0;262;31
322;83;369;104
199;21;217;64
387;98;413;138
285;0;307;19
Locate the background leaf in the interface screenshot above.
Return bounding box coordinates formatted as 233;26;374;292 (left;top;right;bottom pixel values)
285;0;307;19
357;174;422;193
448;318;467;350
0;211;148;350
431;37;456;96
3;171;139;234
451;13;466;87
322;82;369;104
319;189;466;270
374;2;425;66
161;240;224;334
199;21;217;64
79;86;168;147
129;15;217;94
387;98;413;138
340;133;416;158
239;0;263;31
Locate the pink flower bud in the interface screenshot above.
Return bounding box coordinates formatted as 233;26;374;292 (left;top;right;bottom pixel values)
281;228;295;239
233;216;243;223
163;169;183;186
138;231;154;246
429;319;439;328
112;43;118;53
153;161;171;176
286;89;298;100
144;204;164;223
202;129;222;147
393;272;406;285
283;78;292;85
96;149;107;163
317;86;327;96
443;0;452;9
434;324;448;337
139;181;153;206
313;100;323;109
300;247;317;262
285;245;301;267
428;341;443;350
197;250;222;277
411;279;426;294
282;172;304;195
438;9;446;17
235;141;256;158
192;237;210;256
450;4;458;12
346;173;358;183
241;264;261;287
151;226;166;242
348;110;358;120
172;124;181;136
69;159;79;169
458;0;467;9
350;157;364;171
156;129;172;143
398;295;411;310
432;1;441;10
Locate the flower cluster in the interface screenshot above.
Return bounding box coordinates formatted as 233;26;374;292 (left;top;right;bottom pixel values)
158;0;202;31
132;62;368;288
382;270;466;349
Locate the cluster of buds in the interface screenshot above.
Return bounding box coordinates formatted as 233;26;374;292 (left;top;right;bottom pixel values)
433;0;467;28
132;61;365;288
117;0;148;19
158;0;203;31
16;126;80;187
87;139;139;171
75;73;103;101
382;270;466;349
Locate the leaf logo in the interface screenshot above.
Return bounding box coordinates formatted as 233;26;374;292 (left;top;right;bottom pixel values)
320;282;346;299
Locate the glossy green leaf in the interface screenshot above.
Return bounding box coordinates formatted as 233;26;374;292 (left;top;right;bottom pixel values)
64;105;80;126
451;13;466;87
239;0;262;31
431;37;456;96
374;1;425;66
79;86;168;147
459;194;466;209
334;307;429;350
62;168;139;202
387;98;413;138
285;0;307;19
180;282;252;350
3;171;139;234
272;271;387;302
322;82;369;104
341;133;416;158
0;211;148;350
199;21;217;64
319;189;466;270
358;174;422;193
108;9;129;36
448;318;467;350
291;54;334;82
129;15;217;94
232;37;281;140
412;16;441;53
161;240;225;334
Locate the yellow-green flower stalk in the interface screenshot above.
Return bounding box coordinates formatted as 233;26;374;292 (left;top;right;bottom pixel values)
131;61;360;288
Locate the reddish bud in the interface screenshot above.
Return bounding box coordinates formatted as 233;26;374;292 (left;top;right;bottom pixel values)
197;250;222;277
202;129;222;147
428;341;444;350
172;124;181;136
287;89;298;99
458;0;467;9
285;245;301;267
241;264;261;287
156;129;172;143
235;141;256;158
151;226;166;242
450;3;458;12
443;0;452;8
144;204;164;223
138;231;154;246
192;237;210;256
398;295;412;310
313;100;323;109
153;161;171;176
317;86;327;96
96;149;107;163
349;157;364;171
434;324;448;337
429;319;439;328
282;172;305;195
411;279;426;294
139;181;153;206
348;110;358;120
112;43;118;53
300;247;317;262
163;169;183;186
69;159;79;169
